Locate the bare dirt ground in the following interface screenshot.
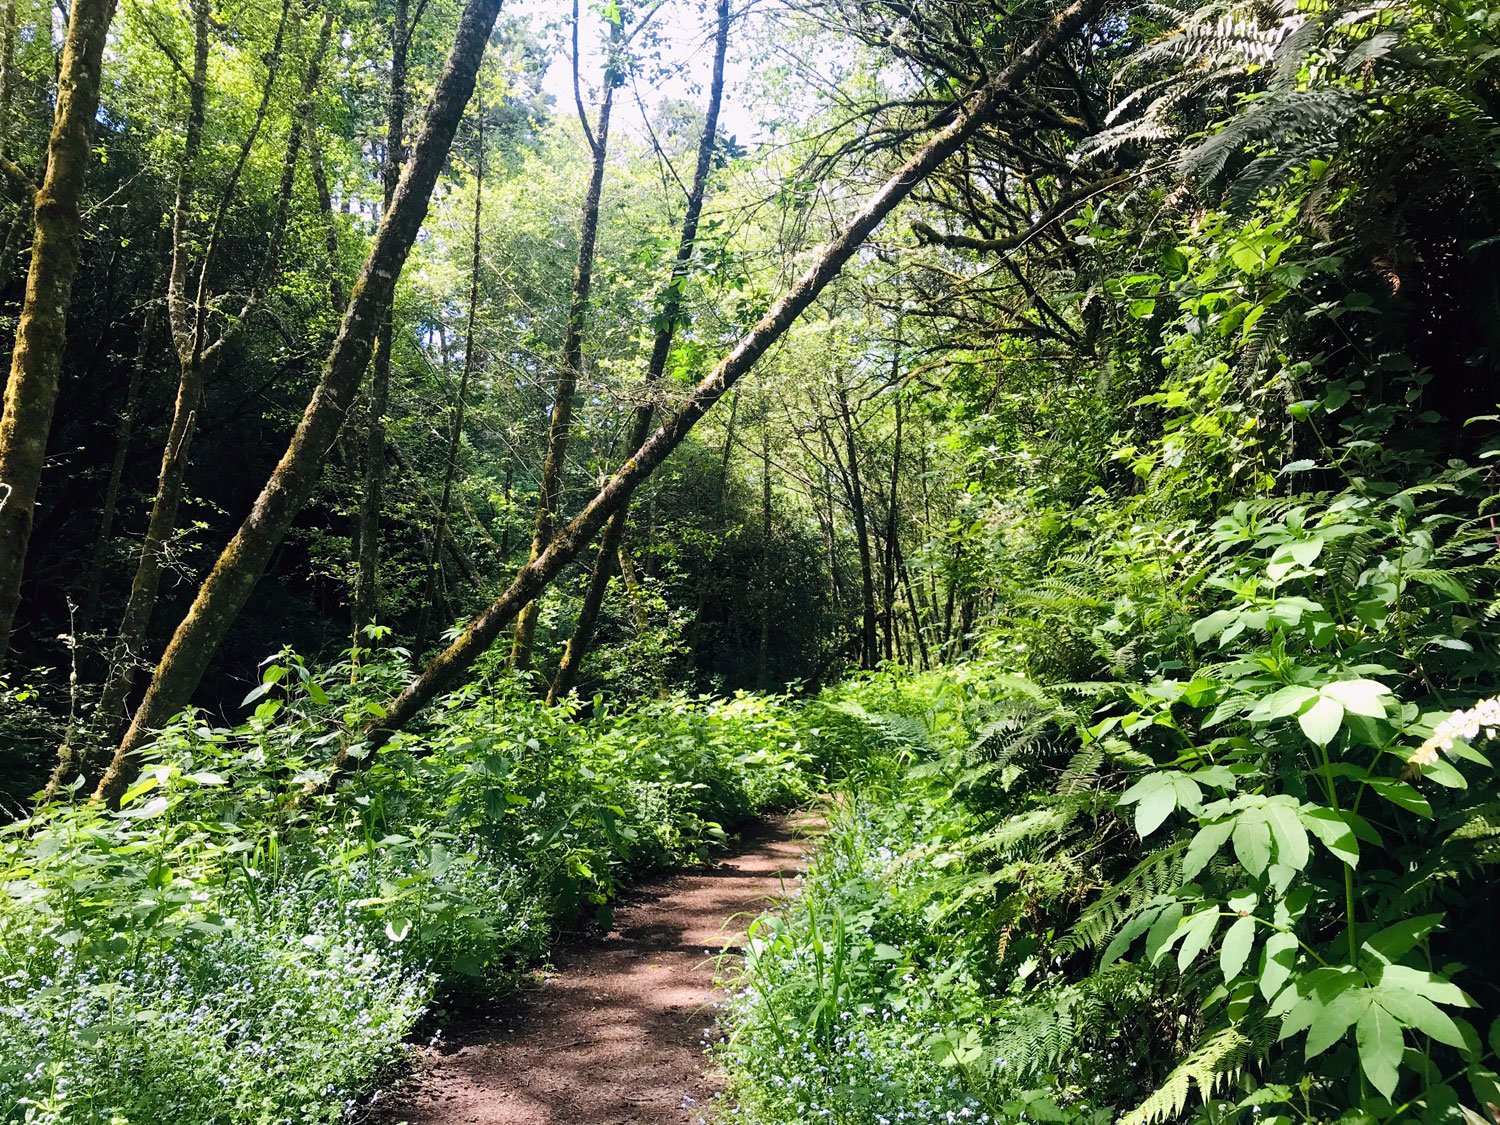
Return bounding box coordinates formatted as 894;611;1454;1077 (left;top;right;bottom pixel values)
372;812;820;1125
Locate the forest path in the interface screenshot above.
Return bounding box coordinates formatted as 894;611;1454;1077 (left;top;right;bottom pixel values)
374;812;821;1125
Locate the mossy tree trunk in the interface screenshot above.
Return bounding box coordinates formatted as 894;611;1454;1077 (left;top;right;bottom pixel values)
329;0;1101;776
94;0;507;804
0;0;118;663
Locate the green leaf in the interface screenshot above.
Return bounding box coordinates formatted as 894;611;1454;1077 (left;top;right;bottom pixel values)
1144;902;1186;964
1365;778;1433;818
1409;569;1470;603
1220;915;1256;982
1357;1003;1403;1099
1248;685;1318;723
1265;802;1310;871
1306;986;1370;1059
1298;695;1345;746
1362;915;1441;964
1183;820;1234;881
1233;808;1273;877
1103;906;1160;966
1260;931;1299;1000
1301;806;1359;867
1176;908;1219;972
1321;679;1392;719
1119;772;1199;838
1379;964;1471;1008
1374;986;1467;1050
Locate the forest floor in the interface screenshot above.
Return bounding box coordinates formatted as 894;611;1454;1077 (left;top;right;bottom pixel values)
372;811;821;1125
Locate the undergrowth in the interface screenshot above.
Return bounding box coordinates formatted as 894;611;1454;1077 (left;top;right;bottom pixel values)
0;664;830;1124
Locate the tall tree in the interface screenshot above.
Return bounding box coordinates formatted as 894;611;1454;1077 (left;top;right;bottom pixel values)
328;0;1102;774
94;0;507;803
547;0;730;704
352;0;418;645
510;0;619;671
415;87;485;655
0;0;119;662
83;0;330;759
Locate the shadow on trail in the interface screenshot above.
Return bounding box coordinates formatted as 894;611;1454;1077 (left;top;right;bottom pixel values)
373;812;819;1125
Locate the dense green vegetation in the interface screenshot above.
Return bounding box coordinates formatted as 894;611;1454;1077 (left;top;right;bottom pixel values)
1;669;825;1120
0;0;1496;1117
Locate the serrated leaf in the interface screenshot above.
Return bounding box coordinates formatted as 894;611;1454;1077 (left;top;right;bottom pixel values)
1362;915;1441;965
1306;986;1370;1059
1260;931;1299;1001
1248;685;1319;723
1144;901;1186;964
1183;820;1234;881
1301;806;1359;867
1266;802;1310;871
1365;777;1432;818
1375;986;1467;1049
1357;1003;1403;1099
1176;907;1219;972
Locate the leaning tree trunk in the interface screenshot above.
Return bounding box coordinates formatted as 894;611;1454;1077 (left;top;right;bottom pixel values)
80;292;160;629
323;0;1100;777
0;0;118;663
511;19;616;672
353;0;412;646
94;0;508;804
83;1;318;768
546;0;730;704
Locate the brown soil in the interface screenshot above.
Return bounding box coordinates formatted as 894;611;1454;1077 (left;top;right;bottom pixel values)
373;813;820;1125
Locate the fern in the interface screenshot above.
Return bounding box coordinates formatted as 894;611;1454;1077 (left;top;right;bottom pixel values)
1122;1024;1256;1124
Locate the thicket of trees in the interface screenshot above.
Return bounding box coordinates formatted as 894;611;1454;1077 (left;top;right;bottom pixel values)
0;0;1497;1116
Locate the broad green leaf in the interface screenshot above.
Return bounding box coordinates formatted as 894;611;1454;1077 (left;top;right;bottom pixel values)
1233;808;1272;877
1176;907;1219;971
1248;685;1319;723
1321;679;1392;719
1220;915;1256;982
1362;915;1442;964
1299;696;1345;746
1183;820;1234;881
1265;802;1310;871
1365;778;1433;818
1144;901;1186;964
1103;905;1160;966
1301;806;1359;867
1306;986;1371;1059
1260;931;1299;1001
1375;986;1467;1049
1191;609;1238;645
1409;569;1470;603
1356;1003;1403;1099
1379;964;1471;1008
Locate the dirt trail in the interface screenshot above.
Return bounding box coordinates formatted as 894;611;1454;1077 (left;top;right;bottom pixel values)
374;813;820;1125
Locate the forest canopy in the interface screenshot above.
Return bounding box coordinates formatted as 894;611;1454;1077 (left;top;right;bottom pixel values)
0;0;1497;1118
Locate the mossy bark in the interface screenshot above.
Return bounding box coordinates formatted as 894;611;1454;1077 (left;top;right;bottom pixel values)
0;0;118;662
340;0;1102;772
94;0;506;804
